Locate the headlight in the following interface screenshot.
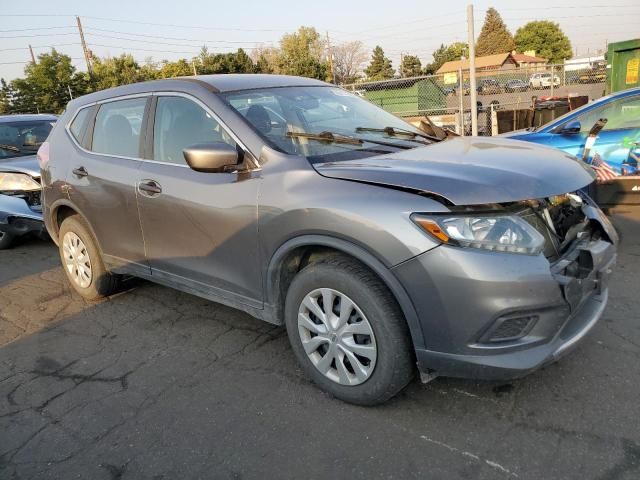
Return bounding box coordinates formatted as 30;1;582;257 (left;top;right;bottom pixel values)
0;172;41;192
412;214;545;255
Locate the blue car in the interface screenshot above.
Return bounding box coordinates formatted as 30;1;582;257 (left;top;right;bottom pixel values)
503;87;640;176
0;114;57;248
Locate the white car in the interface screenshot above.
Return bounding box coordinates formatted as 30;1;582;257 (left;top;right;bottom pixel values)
529;73;561;89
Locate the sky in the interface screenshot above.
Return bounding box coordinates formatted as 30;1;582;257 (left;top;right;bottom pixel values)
1;0;639;81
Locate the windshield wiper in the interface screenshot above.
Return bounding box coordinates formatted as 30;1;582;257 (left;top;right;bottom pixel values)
287;131;363;145
287;131;414;150
356;126;439;143
0;144;20;153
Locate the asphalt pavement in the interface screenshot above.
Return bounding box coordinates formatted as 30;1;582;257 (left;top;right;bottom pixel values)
1;208;639;480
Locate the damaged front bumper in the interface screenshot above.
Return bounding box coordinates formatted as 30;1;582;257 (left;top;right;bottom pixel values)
393;196;617;381
0;192;45;237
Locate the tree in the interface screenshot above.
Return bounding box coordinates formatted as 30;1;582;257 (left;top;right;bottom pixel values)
331;40;368;84
0;79;12;114
199;47;256;74
157;59;193;78
400;55;422;78
251;45;280;74
91;54;155;90
364;46;394;81
277;26;328;79
476;7;515;56
10;49;81;113
424;42;469;74
515;21;572;64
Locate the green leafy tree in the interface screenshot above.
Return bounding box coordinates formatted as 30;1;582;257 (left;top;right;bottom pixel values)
10;49;81;113
514;21;572;64
476;7;515;56
400;55;422;77
277;26;328;79
0;79;11;114
425;42;469;74
199;47;256;74
91;54;156;89
364;46;394;80
157;59;194;78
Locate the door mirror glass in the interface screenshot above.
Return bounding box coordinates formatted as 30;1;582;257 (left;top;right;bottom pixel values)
183;142;239;173
559;120;581;135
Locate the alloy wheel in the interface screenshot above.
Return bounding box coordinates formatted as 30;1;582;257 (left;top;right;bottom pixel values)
62;231;93;289
297;288;377;386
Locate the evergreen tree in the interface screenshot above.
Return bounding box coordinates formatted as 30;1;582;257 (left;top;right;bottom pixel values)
400;55;422;77
424;42;469;74
476;7;515;56
364;46;394;80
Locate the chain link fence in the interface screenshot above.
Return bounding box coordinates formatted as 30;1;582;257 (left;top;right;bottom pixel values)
343;61;608;136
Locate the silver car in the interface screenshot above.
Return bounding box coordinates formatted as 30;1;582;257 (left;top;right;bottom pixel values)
0;114;56;249
42;75;617;405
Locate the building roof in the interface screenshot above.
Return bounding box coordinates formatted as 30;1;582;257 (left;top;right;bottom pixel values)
511;53;547;64
436;53;514;74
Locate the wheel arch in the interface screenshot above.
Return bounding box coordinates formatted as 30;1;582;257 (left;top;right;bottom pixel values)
265;235;426;350
47;199;103;253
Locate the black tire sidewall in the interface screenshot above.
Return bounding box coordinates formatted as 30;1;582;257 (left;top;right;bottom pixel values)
58;216;115;300
0;231;15;250
284;258;413;405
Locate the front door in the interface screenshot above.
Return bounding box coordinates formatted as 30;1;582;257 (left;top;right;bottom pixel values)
66;96;149;273
136;94;262;307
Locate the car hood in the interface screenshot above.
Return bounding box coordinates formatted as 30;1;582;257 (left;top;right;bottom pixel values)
313;137;595;205
0;155;40;178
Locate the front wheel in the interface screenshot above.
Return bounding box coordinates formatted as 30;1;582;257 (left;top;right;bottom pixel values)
284;255;414;405
0;231;15;250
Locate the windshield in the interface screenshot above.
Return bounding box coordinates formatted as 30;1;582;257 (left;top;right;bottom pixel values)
0;120;55;159
222;86;429;162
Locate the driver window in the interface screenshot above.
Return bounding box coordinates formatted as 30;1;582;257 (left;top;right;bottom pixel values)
153;96;236;165
574;96;640;133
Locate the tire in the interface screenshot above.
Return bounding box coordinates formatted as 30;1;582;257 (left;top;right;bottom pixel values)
0;231;15;250
58;215;120;300
284;255;414;405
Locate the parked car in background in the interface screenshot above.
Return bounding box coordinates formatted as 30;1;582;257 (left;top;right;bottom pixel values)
477;79;502;95
579;62;608;84
0;114;56;249
504;79;529;92
43;75;617;405
504;87;640;174
529;73;561;89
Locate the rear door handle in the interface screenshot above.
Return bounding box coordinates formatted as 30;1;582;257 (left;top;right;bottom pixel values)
72;166;88;177
137;180;162;197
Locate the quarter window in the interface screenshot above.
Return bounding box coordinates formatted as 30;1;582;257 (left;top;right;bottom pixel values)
153;96;236;164
69;107;91;143
92;98;147;157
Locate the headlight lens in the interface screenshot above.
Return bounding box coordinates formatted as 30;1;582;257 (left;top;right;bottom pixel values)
413;214;545;255
0;172;41;192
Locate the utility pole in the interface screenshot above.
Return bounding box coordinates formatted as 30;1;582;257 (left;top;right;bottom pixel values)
467;4;478;136
326;31;335;84
28;45;36;64
76;16;92;74
192;59;198;76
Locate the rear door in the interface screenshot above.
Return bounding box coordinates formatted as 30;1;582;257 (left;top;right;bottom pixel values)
66;96;149;274
135;93;262;307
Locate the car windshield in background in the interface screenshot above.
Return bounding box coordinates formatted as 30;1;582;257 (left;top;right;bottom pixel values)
222;86;431;162
0;120;55;159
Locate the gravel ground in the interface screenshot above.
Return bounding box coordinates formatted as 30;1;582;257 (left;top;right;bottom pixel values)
1;208;639;480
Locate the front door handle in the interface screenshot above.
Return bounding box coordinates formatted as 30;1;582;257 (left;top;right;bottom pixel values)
137;180;162;197
72;166;88;177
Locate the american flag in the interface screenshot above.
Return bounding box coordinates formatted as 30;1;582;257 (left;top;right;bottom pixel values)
590;153;619;183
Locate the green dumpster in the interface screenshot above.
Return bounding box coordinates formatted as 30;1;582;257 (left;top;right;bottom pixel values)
607;38;640;93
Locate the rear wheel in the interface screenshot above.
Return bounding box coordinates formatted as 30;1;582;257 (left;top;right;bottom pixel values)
58;215;120;300
0;231;15;250
284;255;414;405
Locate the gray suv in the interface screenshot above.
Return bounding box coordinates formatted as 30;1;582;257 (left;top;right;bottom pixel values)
42;75;617;405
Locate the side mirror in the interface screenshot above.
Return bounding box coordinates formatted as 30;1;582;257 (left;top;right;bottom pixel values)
559;120;581;135
183;142;239;173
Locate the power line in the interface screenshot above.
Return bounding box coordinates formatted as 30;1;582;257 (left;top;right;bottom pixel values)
82;15;283;32
0;32;79;39
84;30;277;46
0;43;79;52
0;26;76;33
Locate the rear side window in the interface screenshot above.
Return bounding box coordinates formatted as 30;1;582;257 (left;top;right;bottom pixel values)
69;107;91;143
92;98;147;157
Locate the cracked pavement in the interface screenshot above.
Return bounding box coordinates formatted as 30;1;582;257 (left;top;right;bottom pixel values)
1;209;639;479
